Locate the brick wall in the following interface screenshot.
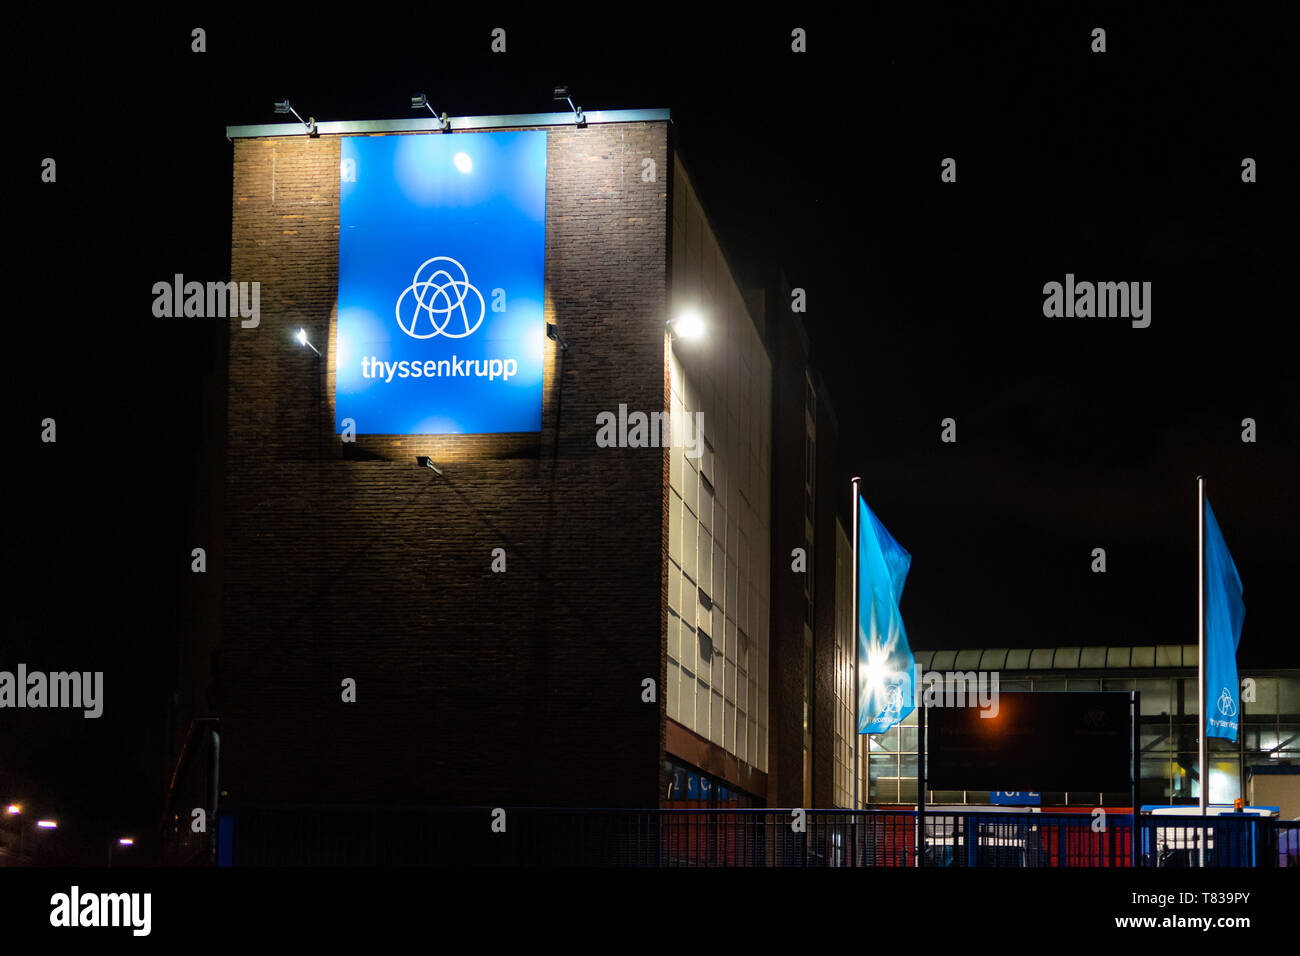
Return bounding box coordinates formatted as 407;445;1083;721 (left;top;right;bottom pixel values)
215;122;670;808
811;391;843;809
767;309;810;808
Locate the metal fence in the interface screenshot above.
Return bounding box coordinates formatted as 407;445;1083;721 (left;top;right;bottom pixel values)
207;805;1297;867
1278;821;1300;867
923;811;1132;867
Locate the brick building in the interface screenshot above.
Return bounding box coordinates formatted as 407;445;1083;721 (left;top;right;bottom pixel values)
172;108;858;833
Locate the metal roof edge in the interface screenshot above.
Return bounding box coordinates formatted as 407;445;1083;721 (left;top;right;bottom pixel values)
226;108;671;140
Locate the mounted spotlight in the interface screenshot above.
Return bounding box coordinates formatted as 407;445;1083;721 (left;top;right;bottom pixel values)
667;310;705;342
552;85;585;127
417;456;443;476
295;327;321;357
273;99;317;136
546;322;569;353
411;92;450;131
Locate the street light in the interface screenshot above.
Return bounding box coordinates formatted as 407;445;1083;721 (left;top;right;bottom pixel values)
30;820;57;863
110;837;134;867
2;805;21;859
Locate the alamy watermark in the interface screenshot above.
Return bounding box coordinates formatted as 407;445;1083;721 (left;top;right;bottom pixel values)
152;274;260;328
917;669;1000;715
870;666;1001;725
1043;273;1151;328
50;886;150;936
595;404;706;459
0;665;103;718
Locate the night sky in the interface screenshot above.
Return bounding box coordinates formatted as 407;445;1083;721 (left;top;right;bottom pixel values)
6;6;1295;861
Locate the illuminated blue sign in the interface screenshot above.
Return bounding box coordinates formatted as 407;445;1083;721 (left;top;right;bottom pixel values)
336;131;547;434
990;791;1041;806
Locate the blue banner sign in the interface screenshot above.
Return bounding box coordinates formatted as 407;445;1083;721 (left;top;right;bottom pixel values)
990;792;1041;806
1203;497;1245;741
336;131;547;434
857;497;915;734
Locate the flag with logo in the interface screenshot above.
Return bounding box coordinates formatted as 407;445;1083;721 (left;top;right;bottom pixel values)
858;496;915;734
1204;497;1245;741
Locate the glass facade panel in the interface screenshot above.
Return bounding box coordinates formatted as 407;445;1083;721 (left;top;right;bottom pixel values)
1138;679;1172;715
869;754;898;803
1155;645;1182;667
679;621;697;673
1244;677;1276;715
711;689;724;745
695;628;711;684
1279;724;1300;753
666;659;679;721
1131;646;1155;668
1079;647;1107;668
980;649;1009;670
1278;678;1300;717
697;531;711;598
679;666;695;733
865;650;1299;810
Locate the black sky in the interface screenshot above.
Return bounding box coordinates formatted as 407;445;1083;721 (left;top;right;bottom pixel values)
6;4;1296;860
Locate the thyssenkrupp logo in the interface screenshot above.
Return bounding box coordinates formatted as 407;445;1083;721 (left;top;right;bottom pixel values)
395;256;485;340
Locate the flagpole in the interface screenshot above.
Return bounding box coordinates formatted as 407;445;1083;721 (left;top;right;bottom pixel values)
1197;475;1207;867
851;476;862;812
917;687;926;868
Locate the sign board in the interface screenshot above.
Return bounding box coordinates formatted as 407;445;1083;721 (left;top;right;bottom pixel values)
990;791;1041;806
928;692;1131;793
336;130;548;435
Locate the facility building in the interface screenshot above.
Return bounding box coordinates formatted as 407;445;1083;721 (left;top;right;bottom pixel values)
170;108;857;826
869;646;1300;810
177;107;1289;836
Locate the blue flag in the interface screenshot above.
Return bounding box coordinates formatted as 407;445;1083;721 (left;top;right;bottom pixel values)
1204;497;1245;742
858;497;915;734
